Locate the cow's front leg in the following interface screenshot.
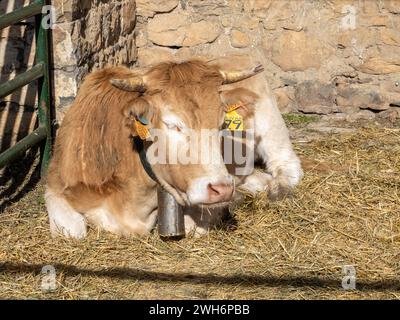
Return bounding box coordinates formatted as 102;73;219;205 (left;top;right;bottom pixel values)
45;188;87;239
116;208;158;237
183;206;228;237
236;169;297;202
253;96;303;200
238;170;272;195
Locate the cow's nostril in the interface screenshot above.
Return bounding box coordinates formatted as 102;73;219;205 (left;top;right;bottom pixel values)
207;183;234;203
208;183;221;196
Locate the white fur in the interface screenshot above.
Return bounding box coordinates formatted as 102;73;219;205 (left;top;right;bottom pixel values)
162;113;188;132
240;170;272;194
254;95;303;187
45;188;87;239
85;205;121;234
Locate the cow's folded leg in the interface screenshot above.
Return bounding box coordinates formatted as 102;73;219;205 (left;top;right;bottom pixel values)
250;91;303;200
45;188;87;239
115;208;158;237
258;157;302;201
236;169;295;201
138;208;158;235
239;170;272;195
85;205;123;235
266;168;294;200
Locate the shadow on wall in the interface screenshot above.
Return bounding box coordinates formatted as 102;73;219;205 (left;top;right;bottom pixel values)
0;0;41;212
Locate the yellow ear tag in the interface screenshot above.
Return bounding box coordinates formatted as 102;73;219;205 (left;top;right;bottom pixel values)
134;119;151;140
224;103;244;131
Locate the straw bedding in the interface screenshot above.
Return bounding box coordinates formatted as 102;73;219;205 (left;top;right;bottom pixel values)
0;118;399;299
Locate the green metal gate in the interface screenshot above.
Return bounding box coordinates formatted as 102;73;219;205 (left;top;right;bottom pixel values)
0;0;53;176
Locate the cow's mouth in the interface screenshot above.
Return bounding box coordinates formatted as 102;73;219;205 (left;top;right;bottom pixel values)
172;190;231;209
197;201;231;209
174;188;233;208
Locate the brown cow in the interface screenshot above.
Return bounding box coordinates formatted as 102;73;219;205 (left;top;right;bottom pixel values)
46;59;302;238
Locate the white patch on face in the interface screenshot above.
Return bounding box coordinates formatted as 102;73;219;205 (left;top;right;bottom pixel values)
162;113;188;145
162;113;187;133
155;111;235;205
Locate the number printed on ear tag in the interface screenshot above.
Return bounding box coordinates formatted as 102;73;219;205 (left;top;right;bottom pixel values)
225;110;244;131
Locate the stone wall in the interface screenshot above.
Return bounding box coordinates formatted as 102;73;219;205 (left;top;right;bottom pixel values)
0;0;137;150
135;0;400;121
52;0;137;116
1;0;400;135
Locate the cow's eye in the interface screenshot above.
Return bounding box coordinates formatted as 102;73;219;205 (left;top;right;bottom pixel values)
165;123;182;132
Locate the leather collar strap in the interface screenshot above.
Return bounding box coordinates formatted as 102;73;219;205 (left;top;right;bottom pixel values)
133;136;159;183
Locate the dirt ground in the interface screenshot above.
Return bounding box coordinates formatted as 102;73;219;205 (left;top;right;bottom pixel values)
0;117;399;299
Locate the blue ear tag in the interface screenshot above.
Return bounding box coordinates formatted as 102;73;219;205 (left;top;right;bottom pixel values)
137;115;149;125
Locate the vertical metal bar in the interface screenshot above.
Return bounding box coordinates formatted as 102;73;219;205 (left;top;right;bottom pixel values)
35;0;53;176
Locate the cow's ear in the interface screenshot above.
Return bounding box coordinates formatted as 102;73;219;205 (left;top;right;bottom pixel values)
123;97;155;139
219;87;259;119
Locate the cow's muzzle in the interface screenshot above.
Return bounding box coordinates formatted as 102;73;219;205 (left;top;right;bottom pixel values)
206;182;234;204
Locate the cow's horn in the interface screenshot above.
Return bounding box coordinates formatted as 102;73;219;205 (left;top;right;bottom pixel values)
110;77;146;93
220;64;264;84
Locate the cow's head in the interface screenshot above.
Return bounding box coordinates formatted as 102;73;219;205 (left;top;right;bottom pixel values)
111;60;262;206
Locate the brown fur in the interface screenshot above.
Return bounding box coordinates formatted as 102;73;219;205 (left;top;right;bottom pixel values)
46;60;263;236
47;67;144;191
48;62;225;183
220;87;258;119
47;61;237;206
